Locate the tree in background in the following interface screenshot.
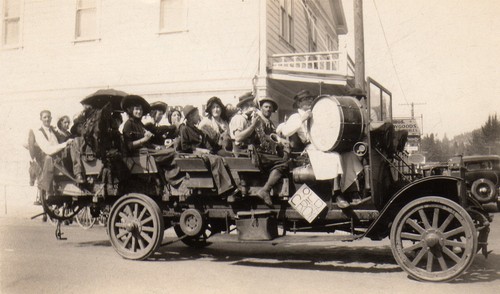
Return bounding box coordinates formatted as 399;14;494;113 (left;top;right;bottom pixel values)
421;113;499;160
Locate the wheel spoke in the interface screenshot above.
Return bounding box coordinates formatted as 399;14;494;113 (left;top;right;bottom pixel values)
432;208;439;228
444;239;466;248
138;207;147;220
122;233;132;249
140;216;153;226
443;247;462;263
426;250;433;272
118;211;129;220
140;232;153;244
124;204;132;215
115;222;127;229
444;227;465;239
131;236;136;252
403;241;424;253
437;254;448;271
401;232;422;241
116;230;128;239
412;247;429;266
134;203;139;218
439;214;455;231
138;238;145;250
405;218;425;234
142;226;156;233
419;210;431;229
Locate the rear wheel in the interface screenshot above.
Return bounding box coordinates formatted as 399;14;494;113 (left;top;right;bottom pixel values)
108;193;164;260
76;206;96;230
390;197;477;282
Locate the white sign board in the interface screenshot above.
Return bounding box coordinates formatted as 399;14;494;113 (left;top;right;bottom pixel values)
392;117;420;137
288;184;327;223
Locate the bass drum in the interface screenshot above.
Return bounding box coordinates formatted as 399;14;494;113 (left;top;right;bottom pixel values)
309;95;365;152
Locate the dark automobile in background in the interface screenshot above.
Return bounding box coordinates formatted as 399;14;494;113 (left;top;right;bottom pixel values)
449;155;500;210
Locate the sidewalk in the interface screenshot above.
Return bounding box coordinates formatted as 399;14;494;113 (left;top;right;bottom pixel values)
0;184;45;219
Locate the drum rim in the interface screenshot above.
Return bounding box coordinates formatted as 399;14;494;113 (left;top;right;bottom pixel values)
309;95;365;152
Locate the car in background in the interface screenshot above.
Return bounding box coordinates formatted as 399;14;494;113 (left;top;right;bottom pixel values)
449;155;500;210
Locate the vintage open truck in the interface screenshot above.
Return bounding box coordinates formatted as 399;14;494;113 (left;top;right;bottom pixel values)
38;81;491;282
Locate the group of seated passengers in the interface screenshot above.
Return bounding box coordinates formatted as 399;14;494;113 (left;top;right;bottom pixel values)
34;88;371;208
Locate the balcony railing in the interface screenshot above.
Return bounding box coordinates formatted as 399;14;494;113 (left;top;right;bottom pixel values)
270;50;354;78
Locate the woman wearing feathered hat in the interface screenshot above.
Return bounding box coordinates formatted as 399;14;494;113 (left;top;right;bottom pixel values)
199;96;231;152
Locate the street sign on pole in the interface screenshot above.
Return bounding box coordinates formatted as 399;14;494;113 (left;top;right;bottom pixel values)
393;117;421;137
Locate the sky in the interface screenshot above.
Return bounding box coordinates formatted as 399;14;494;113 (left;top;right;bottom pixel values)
341;0;500;138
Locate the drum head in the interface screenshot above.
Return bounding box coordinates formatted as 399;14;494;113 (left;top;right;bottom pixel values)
309;96;342;151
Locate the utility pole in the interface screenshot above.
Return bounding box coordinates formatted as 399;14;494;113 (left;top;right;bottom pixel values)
399;102;426;118
353;0;365;91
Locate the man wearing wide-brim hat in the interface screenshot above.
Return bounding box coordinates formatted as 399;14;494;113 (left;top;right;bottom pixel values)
229;93;288;207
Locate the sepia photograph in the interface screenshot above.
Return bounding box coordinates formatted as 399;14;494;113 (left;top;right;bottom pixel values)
0;0;499;293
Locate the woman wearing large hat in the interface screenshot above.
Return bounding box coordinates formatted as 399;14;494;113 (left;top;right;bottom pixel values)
121;95;154;151
199;96;231;151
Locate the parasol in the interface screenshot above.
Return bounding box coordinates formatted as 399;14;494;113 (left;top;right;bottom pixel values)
80;89;128;111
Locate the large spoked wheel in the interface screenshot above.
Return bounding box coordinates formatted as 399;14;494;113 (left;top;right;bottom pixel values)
76;206;96;230
108;193;164;260
390;197;477;282
40;190;82;221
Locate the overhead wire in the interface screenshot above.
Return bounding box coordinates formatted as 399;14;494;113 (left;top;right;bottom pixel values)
372;0;410;108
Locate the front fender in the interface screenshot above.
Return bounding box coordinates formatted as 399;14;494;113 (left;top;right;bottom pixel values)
365;176;464;239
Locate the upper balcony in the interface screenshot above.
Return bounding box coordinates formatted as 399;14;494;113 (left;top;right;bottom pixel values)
268;50;355;86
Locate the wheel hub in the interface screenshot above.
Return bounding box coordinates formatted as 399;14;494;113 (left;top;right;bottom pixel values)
125;219;141;233
423;230;443;248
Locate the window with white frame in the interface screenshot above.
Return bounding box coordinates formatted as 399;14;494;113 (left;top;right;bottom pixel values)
75;0;97;40
279;0;293;44
160;0;187;33
2;0;21;47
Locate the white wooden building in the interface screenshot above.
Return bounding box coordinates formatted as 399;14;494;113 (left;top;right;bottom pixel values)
0;0;353;165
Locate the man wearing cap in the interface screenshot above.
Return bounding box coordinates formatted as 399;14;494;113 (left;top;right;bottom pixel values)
229;92;260;153
230;92;288;206
178;105;237;197
279;89;314;151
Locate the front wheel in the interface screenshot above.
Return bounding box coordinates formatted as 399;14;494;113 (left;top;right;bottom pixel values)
390;197;477;282
108;193;164;260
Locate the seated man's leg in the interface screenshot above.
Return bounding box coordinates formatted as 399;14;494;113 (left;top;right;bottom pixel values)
39;155;55;194
202;154;234;195
256;153;288;206
65;138;85;183
150;148;184;186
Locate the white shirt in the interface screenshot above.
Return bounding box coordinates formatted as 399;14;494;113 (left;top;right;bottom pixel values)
280;109;310;143
34;125;67;156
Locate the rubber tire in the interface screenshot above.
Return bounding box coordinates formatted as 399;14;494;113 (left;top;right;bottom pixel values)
470;178;496;204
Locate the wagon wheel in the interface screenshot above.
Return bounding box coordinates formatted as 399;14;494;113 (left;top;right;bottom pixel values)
108;193;164;260
41;192;82;222
390;197;477;282
76;206;96;230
